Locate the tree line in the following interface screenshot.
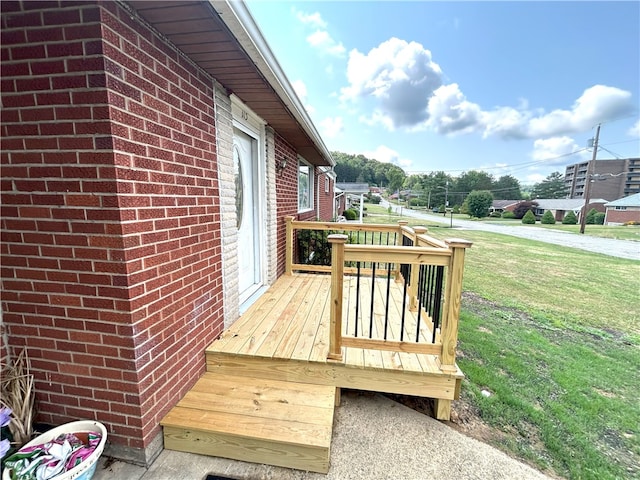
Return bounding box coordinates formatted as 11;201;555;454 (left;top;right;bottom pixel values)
333;151;568;212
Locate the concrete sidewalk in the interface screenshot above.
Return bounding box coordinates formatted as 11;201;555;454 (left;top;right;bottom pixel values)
92;391;551;480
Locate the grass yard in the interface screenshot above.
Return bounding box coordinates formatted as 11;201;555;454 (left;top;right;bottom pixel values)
362;203;640;479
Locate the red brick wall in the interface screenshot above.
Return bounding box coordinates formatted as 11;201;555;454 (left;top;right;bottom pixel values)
605;207;640;224
316;169;334;221
274;135;298;276
1;1;224;459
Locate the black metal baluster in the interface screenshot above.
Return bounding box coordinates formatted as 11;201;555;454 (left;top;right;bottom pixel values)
416;264;426;342
400;273;408;342
432;266;445;343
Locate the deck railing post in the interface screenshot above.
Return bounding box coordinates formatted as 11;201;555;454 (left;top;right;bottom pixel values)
438;238;473;373
412;226;428;246
285;215;295;275
327;234;348;362
395;220;408;281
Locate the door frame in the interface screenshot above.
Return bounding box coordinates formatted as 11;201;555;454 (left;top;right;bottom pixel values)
231;96;267;307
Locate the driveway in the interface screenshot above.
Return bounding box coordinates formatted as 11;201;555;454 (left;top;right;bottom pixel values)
383;201;640;261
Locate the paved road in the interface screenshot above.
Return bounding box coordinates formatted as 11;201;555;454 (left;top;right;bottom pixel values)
382;201;640;261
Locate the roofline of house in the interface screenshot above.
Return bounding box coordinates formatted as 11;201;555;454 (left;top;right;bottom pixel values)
212;0;334;167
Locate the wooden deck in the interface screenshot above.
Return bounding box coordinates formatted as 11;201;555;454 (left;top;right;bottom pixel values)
162;273;464;473
207;273;463;396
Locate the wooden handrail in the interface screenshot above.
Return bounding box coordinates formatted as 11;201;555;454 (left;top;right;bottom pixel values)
285;217;472;369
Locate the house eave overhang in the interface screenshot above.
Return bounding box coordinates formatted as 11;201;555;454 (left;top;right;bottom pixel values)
125;0;334;167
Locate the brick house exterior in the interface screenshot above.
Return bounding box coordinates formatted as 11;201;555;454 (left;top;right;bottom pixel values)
1;0;334;466
604;193;640;225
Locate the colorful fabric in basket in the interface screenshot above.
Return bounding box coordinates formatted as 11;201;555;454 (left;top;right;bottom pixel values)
4;431;101;480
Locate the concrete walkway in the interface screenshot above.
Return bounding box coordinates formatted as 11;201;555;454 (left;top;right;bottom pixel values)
92;391;551;480
384;202;640;261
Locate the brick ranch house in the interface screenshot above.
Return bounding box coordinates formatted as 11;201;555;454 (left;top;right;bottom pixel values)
1;0;336;465
604;193;640;225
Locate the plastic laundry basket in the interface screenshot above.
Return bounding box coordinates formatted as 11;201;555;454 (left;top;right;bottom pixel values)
2;420;107;480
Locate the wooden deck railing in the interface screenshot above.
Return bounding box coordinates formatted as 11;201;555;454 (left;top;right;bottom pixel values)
284;216;472;373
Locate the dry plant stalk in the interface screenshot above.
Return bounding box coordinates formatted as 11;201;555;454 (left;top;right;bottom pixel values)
1;349;36;445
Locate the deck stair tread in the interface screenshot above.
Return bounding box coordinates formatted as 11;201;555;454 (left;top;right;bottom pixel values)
161;372;335;473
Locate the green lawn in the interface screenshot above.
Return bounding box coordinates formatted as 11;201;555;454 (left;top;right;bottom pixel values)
362;203;640;479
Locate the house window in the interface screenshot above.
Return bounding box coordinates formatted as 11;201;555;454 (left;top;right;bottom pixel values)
298;159;313;212
325;176;329;193
615;206;627;210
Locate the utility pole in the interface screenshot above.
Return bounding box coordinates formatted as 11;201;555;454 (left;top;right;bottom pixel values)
444;181;449;216
579;124;600;234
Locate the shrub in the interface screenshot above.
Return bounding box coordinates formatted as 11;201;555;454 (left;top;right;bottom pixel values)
365;193;381;204
562;211;578;224
541;210;556;224
502;211;516;219
522;210;536;224
594;212;605;225
343;208;357;220
409;198;428;207
489;211;502;218
585;208;599;225
624;220;638;226
297;229;333;265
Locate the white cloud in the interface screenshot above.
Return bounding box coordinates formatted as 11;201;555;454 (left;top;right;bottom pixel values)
337;38;635;142
295;10;327;28
527;85;634;138
341;38;443;129
319;116;344;138
294;9;345;57
361;145;413;168
427;84;482;136
306;30;346;57
524;173;547;184
291;79;315;115
292;80;307;102
628;119;640;137
433;84;635;140
531;136;588;165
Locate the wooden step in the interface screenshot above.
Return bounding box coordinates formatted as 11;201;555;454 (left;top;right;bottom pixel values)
161;372;336;473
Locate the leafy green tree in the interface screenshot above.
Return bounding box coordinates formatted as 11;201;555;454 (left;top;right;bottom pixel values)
541;210;556;224
522;210;536;224
585;208;599;225
562;211;578;224
452;171;494;206
465;190;493;218
531;172;566;199
386;166;405;193
493;175;523;200
332;151;407;191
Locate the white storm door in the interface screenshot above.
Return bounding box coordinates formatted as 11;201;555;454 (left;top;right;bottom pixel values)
234;128;263;303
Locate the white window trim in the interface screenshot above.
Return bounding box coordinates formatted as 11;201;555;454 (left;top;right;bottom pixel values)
298;156;314;213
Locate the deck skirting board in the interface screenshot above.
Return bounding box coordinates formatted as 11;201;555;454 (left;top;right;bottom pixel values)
206;352;461;400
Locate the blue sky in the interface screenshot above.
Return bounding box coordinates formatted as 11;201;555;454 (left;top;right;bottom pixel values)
246;1;640;185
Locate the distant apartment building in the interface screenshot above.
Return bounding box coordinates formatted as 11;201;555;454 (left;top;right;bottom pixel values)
564;158;640;201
